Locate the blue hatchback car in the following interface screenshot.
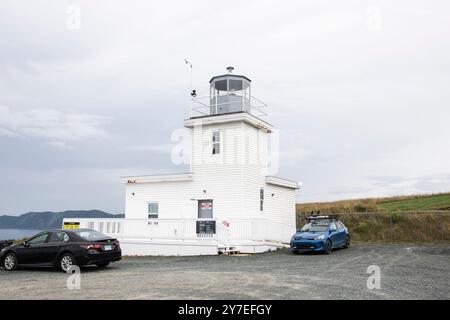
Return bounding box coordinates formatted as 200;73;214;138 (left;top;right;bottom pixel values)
290;216;350;254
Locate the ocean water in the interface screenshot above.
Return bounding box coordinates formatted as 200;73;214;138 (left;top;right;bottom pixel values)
0;229;42;240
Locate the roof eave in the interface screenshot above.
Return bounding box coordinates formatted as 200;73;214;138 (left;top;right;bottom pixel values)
209;74;252;83
120;172;194;184
265;176;299;189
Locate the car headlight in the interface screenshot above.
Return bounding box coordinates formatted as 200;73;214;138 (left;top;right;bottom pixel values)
314;234;326;240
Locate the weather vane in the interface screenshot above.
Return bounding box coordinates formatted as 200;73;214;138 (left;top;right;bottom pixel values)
184;59;196;97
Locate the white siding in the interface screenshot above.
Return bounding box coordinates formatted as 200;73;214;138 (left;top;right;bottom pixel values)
242;124;268;221
123;117;297;243
125;181;195;219
264;184;297;228
190;121;246;221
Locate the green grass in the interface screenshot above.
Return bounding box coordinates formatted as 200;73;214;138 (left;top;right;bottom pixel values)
297;192;450;214
378;193;450;212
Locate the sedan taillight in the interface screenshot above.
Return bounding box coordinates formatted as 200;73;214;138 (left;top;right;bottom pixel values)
116;241;120;249
80;244;102;250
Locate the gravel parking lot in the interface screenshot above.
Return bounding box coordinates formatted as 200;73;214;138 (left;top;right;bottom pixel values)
0;244;449;300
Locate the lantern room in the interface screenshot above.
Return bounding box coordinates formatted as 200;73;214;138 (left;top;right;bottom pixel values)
209;66;251;115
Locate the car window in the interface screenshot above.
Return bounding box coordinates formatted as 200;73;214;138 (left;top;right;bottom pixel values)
336;221;344;229
27;233;49;245
301;221;329;232
72;230;108;241
329;222;337;230
49;232;70;243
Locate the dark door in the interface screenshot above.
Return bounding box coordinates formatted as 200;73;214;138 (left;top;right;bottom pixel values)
15;233;50;265
39;232;70;264
198;199;213;219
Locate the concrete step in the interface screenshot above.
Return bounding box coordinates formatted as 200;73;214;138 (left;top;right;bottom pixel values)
218;246;240;255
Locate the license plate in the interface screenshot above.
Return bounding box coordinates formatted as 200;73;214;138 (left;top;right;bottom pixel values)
104;245;113;251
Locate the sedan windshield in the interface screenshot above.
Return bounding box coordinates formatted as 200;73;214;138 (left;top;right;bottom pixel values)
300;221;329;232
72;230;109;241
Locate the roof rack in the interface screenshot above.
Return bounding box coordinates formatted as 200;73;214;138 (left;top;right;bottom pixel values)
306;213;339;220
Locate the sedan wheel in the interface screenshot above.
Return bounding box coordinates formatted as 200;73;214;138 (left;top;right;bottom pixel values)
60;254;76;272
3;253;17;271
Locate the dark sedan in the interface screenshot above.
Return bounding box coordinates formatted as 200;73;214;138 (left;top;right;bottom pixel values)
0;229;121;272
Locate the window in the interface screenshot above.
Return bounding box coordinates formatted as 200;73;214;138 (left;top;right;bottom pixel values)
212;130;220;155
260;188;264;212
229;79;243;92
336;221;344;229
329;222;337;230
27;233;49;245
148;202;159;219
214;79;228;93
49;232;69;243
72;229;108;241
301;222;329;232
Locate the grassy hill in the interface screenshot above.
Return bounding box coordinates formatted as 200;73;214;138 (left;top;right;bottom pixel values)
296;193;450;242
377;193;450;212
296;192;450;214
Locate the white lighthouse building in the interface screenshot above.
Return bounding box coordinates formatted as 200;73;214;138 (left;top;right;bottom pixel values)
63;68;299;256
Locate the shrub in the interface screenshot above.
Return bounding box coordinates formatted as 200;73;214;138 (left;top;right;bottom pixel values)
356;222;369;233
354;204;368;212
390;213;402;223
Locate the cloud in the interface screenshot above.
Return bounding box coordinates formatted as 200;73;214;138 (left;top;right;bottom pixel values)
0;106;110;147
0;1;450;213
121;144;173;154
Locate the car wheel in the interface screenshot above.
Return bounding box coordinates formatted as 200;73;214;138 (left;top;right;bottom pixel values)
325;240;332;254
344;236;350;248
96;262;110;268
59;253;77;273
3;253;18;271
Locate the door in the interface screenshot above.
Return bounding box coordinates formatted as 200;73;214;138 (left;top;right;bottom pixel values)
198;199;213;219
15;233;50;265
328;222;339;247
335;221;346;246
39;232;70;264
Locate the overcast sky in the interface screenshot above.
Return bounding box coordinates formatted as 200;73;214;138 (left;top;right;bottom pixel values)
1;0;449;215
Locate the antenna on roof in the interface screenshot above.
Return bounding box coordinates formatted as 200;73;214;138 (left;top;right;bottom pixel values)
226;66;234;73
184;59;195;97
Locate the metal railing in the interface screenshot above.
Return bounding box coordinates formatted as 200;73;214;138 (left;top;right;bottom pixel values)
62;217;294;244
190;95;269;119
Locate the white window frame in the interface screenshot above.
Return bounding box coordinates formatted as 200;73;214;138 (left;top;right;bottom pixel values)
260;188;264;212
148;202;159;219
212;130;221;155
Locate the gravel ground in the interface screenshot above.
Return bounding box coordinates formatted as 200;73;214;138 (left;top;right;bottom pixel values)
0;244;449;300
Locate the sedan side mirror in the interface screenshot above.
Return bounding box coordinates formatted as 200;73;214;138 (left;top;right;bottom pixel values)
22;241;30;247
